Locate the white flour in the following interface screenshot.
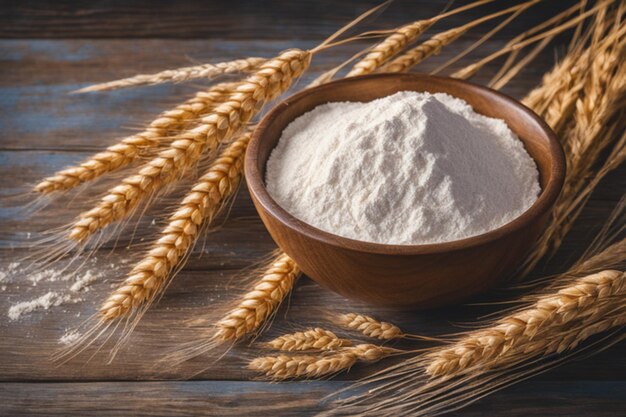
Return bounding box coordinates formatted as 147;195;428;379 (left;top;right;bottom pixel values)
266;91;540;245
5;261;113;321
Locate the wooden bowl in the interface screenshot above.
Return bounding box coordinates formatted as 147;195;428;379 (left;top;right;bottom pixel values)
245;73;565;309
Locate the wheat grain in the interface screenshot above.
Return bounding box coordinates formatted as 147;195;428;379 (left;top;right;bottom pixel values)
265;328;352;352
426;270;625;377
68;49;311;241
250;344;397;379
346;0;497;77
213;253;300;341
338;313;404;340
35;82;236;194
99;132;251;320
74;57;266;93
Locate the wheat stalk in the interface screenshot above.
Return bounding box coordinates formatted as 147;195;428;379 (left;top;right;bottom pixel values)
381;0;538;74
35;82;237;194
426;270;625;377
346;0;497;77
99;131;251;320
249;343;398;379
73;57;266;93
265;328;352;351
68;49;311;242
452;1;608;79
337;313;405;340
213;253;300;341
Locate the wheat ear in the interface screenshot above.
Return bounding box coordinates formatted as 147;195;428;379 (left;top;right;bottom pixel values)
381;0;538;74
265;328;352;352
346;0;497;77
426;270;625;377
213;253;300;342
68;49;311;242
99;132;251;320
73;57;266;93
522;38;626;273
337;313;404;340
249;344;398;380
35;82;236;194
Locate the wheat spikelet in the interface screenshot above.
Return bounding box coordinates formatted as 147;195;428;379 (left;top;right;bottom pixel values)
213;253;300;341
35;82;237;194
249;344;397;379
74;57;266;93
68;49;311;242
381;27;467;73
98;132;251;320
346;0;498;77
382;1;538;74
338;313;404;340
426;270;625;377
265;328;352;352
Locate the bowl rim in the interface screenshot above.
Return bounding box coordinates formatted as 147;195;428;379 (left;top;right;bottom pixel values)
245;73;565;255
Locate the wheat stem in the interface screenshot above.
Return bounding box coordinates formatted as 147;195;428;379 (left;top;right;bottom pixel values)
68;49;311;242
452;1;608;79
73;57;266;93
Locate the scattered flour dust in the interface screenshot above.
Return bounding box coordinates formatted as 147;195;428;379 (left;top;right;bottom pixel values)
4;260;119;322
59;329;81;345
266;91;540;245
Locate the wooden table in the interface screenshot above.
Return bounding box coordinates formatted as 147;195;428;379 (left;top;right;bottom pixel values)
1;1;624;415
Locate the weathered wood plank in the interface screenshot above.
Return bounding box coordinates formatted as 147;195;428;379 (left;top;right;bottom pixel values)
0;0;579;39
0;380;624;416
0;37;560;151
0;1;624;412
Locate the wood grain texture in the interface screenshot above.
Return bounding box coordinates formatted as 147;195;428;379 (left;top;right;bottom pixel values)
1;0;579;39
1;381;625;416
0;0;624;415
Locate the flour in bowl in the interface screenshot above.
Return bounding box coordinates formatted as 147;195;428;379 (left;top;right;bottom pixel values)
265;91;540;245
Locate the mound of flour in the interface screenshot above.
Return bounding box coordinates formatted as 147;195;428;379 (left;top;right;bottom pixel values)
266;91;540;245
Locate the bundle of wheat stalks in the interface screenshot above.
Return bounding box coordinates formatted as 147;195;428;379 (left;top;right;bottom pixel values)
31;0;625;413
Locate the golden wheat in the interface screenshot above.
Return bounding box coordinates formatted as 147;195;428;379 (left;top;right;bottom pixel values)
250;343;398;379
74;57;265;93
35;82;236;194
213;253;300;341
382;1;538;74
426;270;625;377
68;49;311;241
265;328;352;351
346;0;497;77
337;313;404;340
99;132;251;320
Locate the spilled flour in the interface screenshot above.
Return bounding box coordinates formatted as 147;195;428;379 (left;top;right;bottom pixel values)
4;261;117;321
266;91;540;245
